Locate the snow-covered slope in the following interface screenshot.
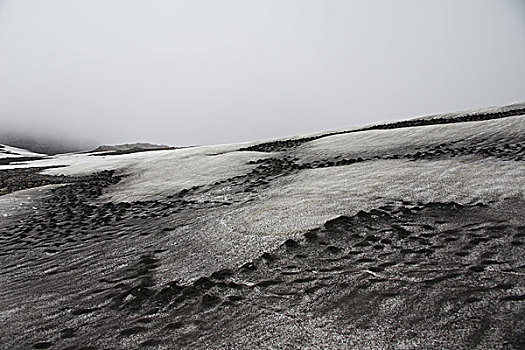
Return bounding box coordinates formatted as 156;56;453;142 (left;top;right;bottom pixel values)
0;144;45;158
2;105;523;234
0;102;524;349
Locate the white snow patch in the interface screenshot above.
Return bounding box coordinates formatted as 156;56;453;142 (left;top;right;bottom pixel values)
99;149;271;202
0;144;45;158
0;143;272;202
294;115;525;162
218;158;525;236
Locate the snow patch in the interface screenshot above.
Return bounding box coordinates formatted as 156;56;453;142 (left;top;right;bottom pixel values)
218;158;525;236
293;115;525;162
0;144;45;158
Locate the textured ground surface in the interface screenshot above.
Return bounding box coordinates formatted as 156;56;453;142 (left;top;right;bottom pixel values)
0;103;524;349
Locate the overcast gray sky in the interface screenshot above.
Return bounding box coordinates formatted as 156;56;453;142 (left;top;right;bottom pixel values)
0;0;524;147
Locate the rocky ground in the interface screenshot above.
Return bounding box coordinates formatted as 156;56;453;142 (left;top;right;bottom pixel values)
0;104;524;349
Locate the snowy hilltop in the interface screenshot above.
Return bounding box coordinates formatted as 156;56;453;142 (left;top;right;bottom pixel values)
0;102;524;349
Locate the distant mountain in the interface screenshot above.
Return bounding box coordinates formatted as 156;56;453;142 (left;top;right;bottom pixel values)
90;143;175;155
92;143;170;152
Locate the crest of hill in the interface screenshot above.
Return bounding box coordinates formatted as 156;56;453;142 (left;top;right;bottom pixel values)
240;101;525;153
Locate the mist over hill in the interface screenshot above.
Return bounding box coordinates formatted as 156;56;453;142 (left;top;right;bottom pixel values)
0;129;97;155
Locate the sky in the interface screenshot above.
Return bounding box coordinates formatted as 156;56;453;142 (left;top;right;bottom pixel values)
0;0;524;147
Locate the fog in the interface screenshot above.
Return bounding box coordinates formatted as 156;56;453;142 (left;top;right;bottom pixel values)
1;0;524;148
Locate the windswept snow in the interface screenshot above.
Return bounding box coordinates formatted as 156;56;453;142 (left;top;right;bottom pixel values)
1;107;524;226
293;114;525;163
214;114;525;236
219;158;525;236
97;149;271;202
1;143;271;202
